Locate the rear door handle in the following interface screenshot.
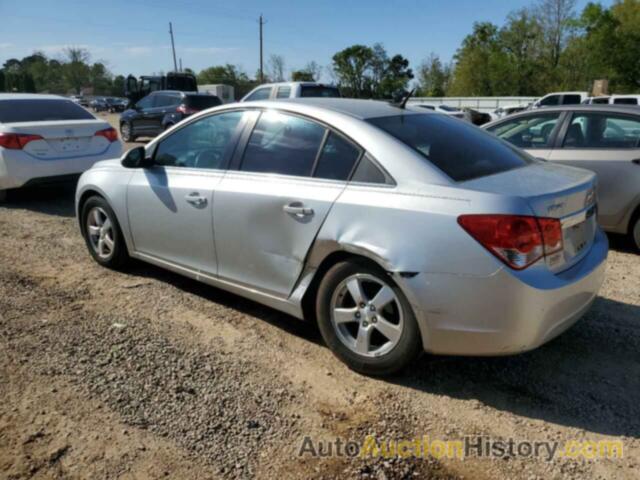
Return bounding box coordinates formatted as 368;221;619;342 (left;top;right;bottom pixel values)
185;192;207;206
283;202;314;217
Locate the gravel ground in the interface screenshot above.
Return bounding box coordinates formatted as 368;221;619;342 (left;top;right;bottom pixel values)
0;120;639;478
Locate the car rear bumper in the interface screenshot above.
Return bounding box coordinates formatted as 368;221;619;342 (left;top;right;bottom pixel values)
0;143;122;190
398;227;608;355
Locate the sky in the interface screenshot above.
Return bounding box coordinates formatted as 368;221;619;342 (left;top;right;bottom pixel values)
1;0;614;81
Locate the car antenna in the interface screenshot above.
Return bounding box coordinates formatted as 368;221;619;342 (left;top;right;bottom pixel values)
390;89;415;109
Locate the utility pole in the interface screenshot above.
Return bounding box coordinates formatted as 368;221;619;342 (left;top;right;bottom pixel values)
258;14;266;83
179;58;183;72
169;22;178;72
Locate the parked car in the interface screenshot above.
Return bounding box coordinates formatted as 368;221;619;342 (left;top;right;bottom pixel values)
484;104;640;250
125;72;198;105
0;93;122;202
106;97;128;113
583;95;640;106
119;90;221;142
412;104;465;119
241;82;340;102
77;98;607;375
90;97;109;112
532;91;589;108
70;95;89;107
490;103;531;120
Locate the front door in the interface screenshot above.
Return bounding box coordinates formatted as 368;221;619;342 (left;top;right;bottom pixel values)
548;111;640;230
127;110;246;273
214;110;362;297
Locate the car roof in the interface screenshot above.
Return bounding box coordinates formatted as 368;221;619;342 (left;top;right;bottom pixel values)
248;98;424;120
0;93;67;101
508;104;640;116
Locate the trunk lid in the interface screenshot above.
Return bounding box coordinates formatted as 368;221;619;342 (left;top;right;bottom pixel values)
3;120;113;159
462;162;598;271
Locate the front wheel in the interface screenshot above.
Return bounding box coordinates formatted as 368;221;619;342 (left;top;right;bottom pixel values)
120;122;135;142
316;260;422;376
631;214;640;252
81;196;130;270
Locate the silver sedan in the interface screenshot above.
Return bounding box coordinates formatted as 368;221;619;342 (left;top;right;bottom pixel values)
76;99;608;375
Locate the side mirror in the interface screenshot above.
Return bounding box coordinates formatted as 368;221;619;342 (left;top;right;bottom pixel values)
121;146;152;168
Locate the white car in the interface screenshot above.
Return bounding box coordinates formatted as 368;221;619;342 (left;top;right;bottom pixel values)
241;82;341;102
583;95;640;106
532;91;589;108
0;94;123;201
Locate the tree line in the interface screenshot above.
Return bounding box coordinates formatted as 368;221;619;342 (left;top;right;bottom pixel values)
1;0;638;99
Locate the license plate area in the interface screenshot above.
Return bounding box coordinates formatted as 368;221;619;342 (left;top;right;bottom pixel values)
562;205;596;258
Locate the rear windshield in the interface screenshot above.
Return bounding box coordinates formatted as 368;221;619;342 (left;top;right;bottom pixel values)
300;86;341;98
185;95;222;109
368;114;532;182
0;99;95;123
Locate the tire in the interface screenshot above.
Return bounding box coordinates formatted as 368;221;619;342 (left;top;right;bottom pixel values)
315;259;422;376
120;122;135;142
630;212;640;252
81;196;130;270
0;189;6;203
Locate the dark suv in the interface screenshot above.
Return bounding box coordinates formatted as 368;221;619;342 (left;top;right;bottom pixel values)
119;91;222;142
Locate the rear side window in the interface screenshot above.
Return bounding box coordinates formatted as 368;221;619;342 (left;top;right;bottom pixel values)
368;114;532;182
539;95;560;106
155;95;180;108
613;98;638;105
563;113;640;149
313;132;361;180
276;86;291;99
351;154;388;184
0;99;94;123
562;95;583;105
185;95;222;109
241;111;326;177
245;87;272;101
300;86;340;98
486;113;561;149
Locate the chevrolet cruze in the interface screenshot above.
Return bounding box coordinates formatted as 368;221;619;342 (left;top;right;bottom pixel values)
76;99;608;375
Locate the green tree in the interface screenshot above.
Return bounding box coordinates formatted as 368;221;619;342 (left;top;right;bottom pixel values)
197;64;257;99
291;70;314;81
63;47;91;93
331;44;375;97
417;53;451;96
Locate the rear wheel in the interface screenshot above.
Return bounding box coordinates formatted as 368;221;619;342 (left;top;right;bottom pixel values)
316;259;422;376
81;196;129;270
0;189;6;203
120;122;135;142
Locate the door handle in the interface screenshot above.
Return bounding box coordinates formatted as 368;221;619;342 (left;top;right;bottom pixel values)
283;202;314;217
185;192;207;206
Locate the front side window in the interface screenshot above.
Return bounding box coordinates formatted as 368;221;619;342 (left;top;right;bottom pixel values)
539;95;560;106
245;87;272;101
563;113;640;149
276;86;291;99
487;113;561;149
241;111;326;177
155;94;180;108
369;114;532;182
0;99;95;123
154;111;244;169
136;95;155;109
313;132;361;180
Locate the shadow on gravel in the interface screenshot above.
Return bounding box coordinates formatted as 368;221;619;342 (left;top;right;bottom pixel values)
398;296;640;438
1;181;76;218
126;261;324;346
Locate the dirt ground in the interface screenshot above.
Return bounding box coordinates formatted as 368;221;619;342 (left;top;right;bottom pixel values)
1;114;639;479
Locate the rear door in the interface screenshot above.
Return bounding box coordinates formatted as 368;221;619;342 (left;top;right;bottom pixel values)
127;110;247;273
548;111;640;230
213;110;361;296
485;111;565;160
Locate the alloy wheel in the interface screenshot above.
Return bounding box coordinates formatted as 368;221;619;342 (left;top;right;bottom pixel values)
86;207;115;260
330;273;404;357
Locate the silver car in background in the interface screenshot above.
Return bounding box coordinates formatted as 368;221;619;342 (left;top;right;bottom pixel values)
484;104;640;250
76;99;608;375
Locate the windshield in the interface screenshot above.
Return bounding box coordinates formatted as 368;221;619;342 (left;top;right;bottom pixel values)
368;114;533;182
300;86;340;98
0;99;95;123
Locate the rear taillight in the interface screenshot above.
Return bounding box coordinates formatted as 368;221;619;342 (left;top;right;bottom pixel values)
94;127;118;142
0;133;44;150
177;104;198;115
458;214;563;270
